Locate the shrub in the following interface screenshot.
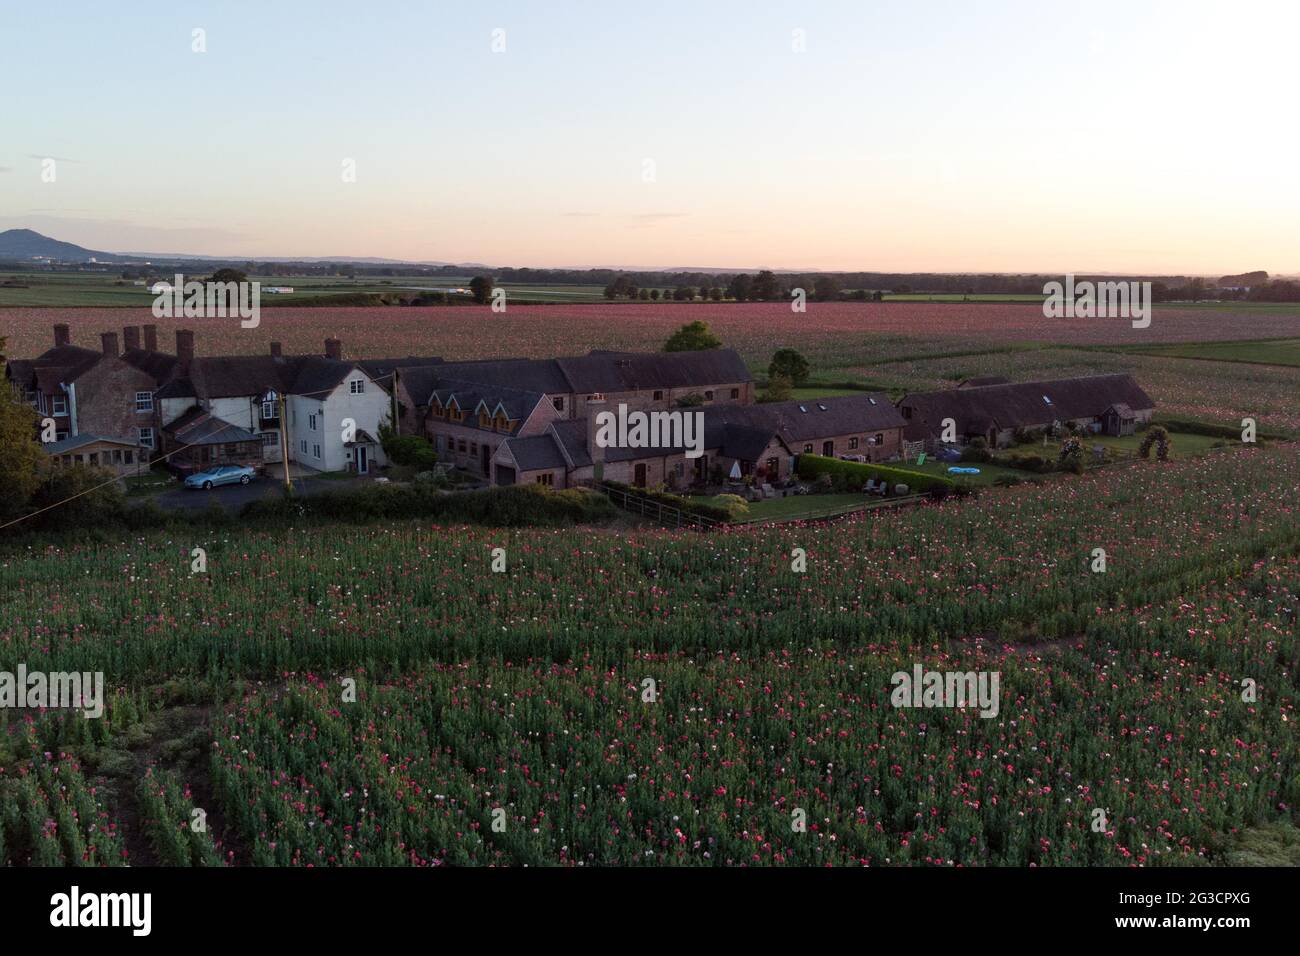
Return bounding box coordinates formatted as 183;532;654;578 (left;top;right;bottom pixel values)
961;437;992;463
603;481;733;523
242;482;617;527
382;434;438;470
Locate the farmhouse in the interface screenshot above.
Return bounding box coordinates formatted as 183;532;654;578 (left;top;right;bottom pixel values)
492;392;905;489
897;374;1155;448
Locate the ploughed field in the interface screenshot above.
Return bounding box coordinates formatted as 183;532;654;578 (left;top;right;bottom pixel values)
7;301;1300;434
2;446;1297;865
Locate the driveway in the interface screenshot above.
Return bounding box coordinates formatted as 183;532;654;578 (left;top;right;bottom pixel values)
146;474;363;512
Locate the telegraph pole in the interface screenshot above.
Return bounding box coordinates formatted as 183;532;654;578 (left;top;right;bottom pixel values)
277;391;292;494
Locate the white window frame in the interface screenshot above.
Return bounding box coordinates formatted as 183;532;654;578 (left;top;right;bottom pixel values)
135;391;154;412
308;413;318;431
51;395;67;415
138;427;155;449
312;443;322;460
350;379;365;394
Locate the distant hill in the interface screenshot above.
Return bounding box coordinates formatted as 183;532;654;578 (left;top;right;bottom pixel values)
0;228;117;262
1219;270;1269;287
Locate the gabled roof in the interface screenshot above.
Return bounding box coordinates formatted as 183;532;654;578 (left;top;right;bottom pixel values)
899;374;1155;437
180;354;362;401
557;349;752;392
164;407;260;445
42;433;142;454
121;348;179;381
701;394;905;447
355;356;445;382
499;432;569;471
428;378;547;431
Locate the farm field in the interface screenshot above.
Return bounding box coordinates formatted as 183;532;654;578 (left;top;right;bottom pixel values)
1;446;1298;865
1121;338;1300;368
6;301;1300;435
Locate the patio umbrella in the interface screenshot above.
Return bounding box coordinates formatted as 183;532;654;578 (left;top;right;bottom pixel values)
729;461;742;479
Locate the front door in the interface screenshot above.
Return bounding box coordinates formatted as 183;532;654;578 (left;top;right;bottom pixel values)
357;446;369;474
634;463;647;487
481;444;491;473
822;440;834;456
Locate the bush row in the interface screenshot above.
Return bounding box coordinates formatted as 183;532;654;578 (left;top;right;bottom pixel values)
241;482;618;527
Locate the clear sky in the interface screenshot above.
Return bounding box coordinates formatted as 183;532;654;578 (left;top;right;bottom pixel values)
2;0;1297;274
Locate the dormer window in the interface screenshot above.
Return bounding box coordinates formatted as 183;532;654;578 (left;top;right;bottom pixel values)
479;411;491;428
494;414;509;431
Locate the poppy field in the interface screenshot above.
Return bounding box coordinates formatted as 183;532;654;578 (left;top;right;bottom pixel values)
1;444;1297;865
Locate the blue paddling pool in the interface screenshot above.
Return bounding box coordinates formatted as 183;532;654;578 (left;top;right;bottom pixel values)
947;466;981;475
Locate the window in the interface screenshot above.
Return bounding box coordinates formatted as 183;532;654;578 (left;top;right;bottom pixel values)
224;444;239;457
111;449;123;464
653;390;664;401
535;473;554;486
312;444;322;460
730;389;739;400
457;439;467;453
1042;395;1053;406
135;391;153;412
849;437;860;449
479;411;491;428
494;414;509;431
874;433;884;445
553;396;565;412
52;395;67;415
308;413;318;431
803;443;813;453
704;390;714;400
262;401;275;419
901;407;912;419
138;427;154;449
89;453;99;466
350;379;365;394
261;431;279;447
124;450;134;464
300;439;308;454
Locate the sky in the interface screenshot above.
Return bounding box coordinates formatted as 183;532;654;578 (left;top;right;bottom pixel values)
2;0;1297;274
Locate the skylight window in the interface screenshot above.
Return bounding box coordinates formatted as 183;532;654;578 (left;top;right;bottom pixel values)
1042;395;1053;405
868;397;877;405
817;403;828;411
798;405;808;413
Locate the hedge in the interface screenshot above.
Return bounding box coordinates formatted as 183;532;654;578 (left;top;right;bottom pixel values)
1152;416;1288;441
795;454;957;492
241;483;617;527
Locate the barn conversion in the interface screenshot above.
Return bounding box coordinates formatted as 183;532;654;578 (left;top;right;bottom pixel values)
897;374;1155;448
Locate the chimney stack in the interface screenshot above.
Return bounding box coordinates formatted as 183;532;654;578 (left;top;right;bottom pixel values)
586;393;607;484
176;329;195;370
270;341;282;358
324;337;342;361
123;326;141;351
54;323;70;347
100;331;119;358
143;324;158;351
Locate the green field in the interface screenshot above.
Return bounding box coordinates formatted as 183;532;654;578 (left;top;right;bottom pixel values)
1122;338;1300;368
0;270;610;307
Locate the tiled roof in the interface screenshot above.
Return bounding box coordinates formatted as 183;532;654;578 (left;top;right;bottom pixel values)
899;374;1155;438
164;407;260;445
41;433;142;454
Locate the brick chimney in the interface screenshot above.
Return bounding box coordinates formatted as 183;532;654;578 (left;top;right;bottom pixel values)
586;393;607;484
324;337;342;361
143;324;158;352
176;329;195;370
123;325;141;351
54;323;70;347
100;331;119;357
270;341;283;358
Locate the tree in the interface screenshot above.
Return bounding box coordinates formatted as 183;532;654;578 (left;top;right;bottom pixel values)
209;268;248;284
727;274;753;302
768;348;810;386
0;337;47;521
649;288;661;301
663;320;722;352
751;270;779;300
469;275;495;305
813;276;841;301
760;373;793;403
